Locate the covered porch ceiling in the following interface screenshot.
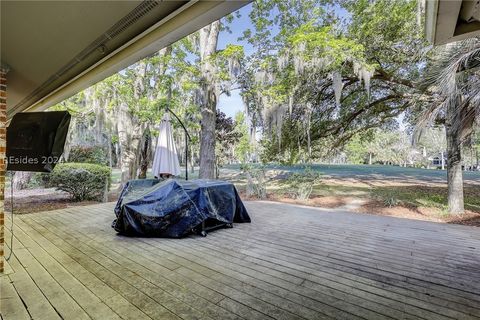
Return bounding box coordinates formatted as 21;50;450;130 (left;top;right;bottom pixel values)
426;0;480;45
1;0;250;118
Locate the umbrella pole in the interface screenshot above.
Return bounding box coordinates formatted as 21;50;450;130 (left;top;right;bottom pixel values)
165;107;191;180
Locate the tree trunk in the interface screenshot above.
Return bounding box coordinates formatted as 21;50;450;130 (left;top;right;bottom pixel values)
441;151;445;170
199;82;217;179
117;101;143;187
215;158;220;179
476;148;479;168
138;130;151;179
12;171;32;190
190;154;196;173
306;106;312;160
445;114;464;214
107;134;113;167
368;153;372;165
117;57;159;185
198;21;220;179
470;147;474;171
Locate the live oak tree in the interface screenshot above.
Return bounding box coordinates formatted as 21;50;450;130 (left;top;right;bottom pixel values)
242;0;476;215
98;47;174;185
52;45;195;186
52;15;244;183
240;0;425;163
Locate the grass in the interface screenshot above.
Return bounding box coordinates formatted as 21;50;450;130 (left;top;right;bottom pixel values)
114;165;480;218
223;163;480;182
369;184;480;213
225;165;480;219
271;181;370;199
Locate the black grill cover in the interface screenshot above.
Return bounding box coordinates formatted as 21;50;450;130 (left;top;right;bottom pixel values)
113;179;250;237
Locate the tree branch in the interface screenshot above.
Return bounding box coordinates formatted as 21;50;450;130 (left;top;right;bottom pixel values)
374;68;414;88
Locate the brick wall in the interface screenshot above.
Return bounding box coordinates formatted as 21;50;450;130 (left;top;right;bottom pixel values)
0;68;6;273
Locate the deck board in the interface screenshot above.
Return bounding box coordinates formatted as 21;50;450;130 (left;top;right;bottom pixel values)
27;215;239;320
0;273;31;320
1;201;480;320
11;221;122;320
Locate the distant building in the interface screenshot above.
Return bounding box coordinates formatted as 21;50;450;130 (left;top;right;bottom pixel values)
430;153;447;169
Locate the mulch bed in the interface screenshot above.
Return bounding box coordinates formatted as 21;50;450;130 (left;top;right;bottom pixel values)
5;188;104;214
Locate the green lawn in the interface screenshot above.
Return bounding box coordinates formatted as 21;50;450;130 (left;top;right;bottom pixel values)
110;164;480;216
219;164;480;216
222;163;480;183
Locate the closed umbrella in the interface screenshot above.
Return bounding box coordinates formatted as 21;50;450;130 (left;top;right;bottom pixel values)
152;113;181;177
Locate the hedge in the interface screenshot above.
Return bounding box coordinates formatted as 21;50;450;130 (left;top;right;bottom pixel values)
50;163;111;201
68;145;108;165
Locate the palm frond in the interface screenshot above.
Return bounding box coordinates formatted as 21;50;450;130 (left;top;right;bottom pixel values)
415;37;480;142
421;37;480;94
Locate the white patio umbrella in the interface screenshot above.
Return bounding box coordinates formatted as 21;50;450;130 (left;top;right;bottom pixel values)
152;113;181;177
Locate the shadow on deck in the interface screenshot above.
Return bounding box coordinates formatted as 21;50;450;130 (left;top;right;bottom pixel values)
1;201;480;320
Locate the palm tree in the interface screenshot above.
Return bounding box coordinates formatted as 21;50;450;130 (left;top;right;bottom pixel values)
418;38;480;214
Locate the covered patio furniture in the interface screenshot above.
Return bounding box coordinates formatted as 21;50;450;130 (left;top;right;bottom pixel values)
113;179;250;237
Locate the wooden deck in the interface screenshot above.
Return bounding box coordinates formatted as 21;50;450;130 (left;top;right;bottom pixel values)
1;201;480;320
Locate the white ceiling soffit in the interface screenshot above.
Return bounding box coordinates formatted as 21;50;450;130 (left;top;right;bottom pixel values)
1;0;250;117
426;0;480;45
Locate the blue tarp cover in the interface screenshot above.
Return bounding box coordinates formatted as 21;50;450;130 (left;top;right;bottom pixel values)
113;179;250;237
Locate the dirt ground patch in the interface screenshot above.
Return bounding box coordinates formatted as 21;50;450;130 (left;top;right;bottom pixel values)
5;188;102;214
265;193;349;209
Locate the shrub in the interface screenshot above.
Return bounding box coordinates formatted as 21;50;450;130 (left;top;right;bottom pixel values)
50;163;111;201
68;145;108;165
383;194;400;208
287;166;322;200
243;164;267;199
27;172;51;188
